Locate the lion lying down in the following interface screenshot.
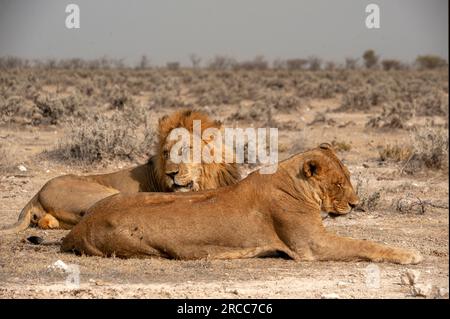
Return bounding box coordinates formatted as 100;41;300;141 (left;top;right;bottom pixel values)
0;110;240;233
61;143;422;264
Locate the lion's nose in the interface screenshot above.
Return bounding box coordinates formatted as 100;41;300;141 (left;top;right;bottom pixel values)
166;170;179;179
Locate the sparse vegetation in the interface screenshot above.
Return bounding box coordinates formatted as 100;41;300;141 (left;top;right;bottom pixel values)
0;55;447;171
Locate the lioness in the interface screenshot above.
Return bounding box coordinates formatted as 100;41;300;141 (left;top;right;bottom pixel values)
0;110;240;233
61;143;422;264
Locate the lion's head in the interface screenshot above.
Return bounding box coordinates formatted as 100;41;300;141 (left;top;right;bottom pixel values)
155;110;241;192
296;143;359;215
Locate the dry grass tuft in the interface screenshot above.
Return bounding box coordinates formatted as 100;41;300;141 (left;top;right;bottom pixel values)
378;124;448;173
331;139;351;152
378;144;413;162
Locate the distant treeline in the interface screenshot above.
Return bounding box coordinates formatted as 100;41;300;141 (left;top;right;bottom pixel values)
0;50;447;71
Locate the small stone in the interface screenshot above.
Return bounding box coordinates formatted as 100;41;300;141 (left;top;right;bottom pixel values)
53;260;69;271
89;279;108;286
321;293;340;299
18;165;27;172
27;236;44;245
411;284;433;297
438;287;449;298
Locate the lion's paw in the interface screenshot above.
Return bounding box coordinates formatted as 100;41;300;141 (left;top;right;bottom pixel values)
37;214;60;229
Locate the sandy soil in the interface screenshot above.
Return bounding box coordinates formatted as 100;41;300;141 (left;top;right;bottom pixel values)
0;98;448;299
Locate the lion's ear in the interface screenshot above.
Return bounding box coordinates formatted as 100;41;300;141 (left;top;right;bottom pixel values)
319;143;333;151
303;159;321;178
158;115;168;126
214;120;222;128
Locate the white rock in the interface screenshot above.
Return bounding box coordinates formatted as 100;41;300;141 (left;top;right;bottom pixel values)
52;260;69;271
411;284;433;297
321;293;340;299
17;165;27;172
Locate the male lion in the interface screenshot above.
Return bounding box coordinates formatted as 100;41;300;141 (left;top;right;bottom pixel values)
61;143;422;264
0;110;240;233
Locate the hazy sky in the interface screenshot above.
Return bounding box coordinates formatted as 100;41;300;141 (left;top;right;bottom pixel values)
0;0;447;66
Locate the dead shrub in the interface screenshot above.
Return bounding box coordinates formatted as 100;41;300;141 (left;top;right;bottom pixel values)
166;62;180;70
414;90;448;117
0;142;15;173
45;112;155;165
150;91;182;108
354;174;381;212
338;85;389;112
108;86;132;110
407;125;449;171
381;59;404;71
0;96;34;124
366;101;414;129
235;56;268;71
267;93;301;112
286;59;308;70
415;55;447;70
394;194;427;214
297;79;341;99
207;56;237;70
308;112;336;126
227;101;272;123
33;95;86;125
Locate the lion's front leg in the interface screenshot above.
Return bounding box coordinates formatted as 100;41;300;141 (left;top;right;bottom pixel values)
309;233;422;264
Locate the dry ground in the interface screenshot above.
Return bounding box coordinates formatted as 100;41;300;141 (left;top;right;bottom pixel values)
0;95;448;299
0;67;448;299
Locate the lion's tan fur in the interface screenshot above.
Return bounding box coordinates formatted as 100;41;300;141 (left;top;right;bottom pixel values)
0;110;240;233
61;144;422;265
